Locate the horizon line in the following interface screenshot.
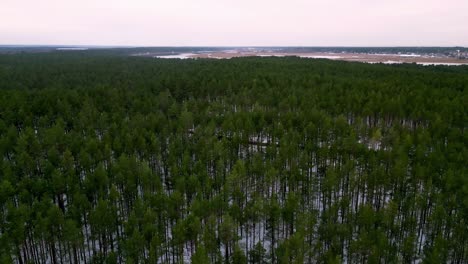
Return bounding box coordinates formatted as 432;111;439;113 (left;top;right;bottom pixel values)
1;44;467;48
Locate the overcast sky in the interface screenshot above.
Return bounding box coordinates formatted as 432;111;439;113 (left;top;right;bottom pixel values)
1;0;467;46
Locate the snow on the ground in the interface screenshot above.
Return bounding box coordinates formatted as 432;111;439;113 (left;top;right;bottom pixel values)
299;55;342;59
154;53;196;59
417;62;467;66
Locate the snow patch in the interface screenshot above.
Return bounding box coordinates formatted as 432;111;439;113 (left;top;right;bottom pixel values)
154;53;196;59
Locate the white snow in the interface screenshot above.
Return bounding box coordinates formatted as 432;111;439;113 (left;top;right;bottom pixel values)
299;55;342;59
366;61;467;66
368;60;402;64
154;53;196;59
417;62;467;66
383;60;402;64
398;53;421;57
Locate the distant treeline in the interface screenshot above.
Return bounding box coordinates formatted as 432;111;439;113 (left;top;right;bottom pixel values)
1;46;467;56
0;53;467;263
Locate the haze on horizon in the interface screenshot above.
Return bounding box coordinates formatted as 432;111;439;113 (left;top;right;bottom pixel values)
1;0;468;47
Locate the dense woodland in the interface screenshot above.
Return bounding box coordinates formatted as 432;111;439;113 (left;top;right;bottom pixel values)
0;52;467;263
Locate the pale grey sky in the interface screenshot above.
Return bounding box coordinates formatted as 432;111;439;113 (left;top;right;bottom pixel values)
1;0;467;46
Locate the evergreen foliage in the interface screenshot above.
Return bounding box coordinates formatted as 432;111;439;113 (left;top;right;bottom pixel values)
0;52;467;263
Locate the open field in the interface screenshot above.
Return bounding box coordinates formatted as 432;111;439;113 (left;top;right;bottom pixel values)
155;50;468;65
2;46;467;65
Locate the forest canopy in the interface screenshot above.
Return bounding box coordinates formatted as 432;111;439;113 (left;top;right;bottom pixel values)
0;52;467;263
